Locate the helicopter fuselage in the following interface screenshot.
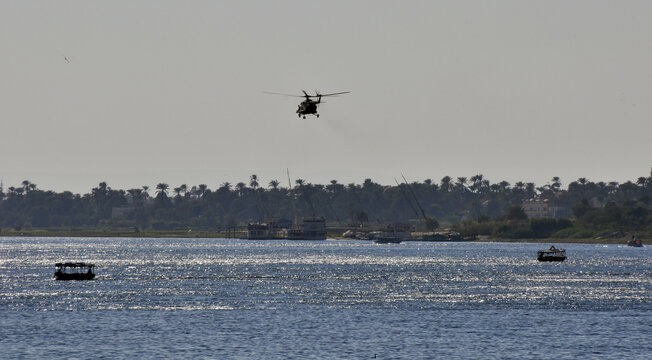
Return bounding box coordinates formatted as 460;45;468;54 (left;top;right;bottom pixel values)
297;96;321;118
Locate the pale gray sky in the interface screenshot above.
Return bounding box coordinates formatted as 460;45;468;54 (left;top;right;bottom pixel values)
1;1;651;193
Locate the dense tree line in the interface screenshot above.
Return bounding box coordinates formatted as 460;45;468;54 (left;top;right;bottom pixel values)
1;171;651;236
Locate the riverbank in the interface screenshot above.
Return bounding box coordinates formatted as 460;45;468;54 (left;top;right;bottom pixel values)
0;229;226;239
473;236;633;245
0;229;639;245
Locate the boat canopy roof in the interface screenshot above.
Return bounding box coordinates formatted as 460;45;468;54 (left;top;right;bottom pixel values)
55;262;94;268
538;246;565;254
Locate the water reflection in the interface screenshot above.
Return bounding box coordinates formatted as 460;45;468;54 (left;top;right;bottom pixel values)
1;237;650;312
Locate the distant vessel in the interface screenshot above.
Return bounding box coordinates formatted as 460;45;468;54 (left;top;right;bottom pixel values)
373;237;402;244
420;231;476;242
627;236;643;247
54;262;95;280
342;230;377;240
286;217;327;240
246;223;271;240
374;223;411;244
246;222;284;240
537;246;566;262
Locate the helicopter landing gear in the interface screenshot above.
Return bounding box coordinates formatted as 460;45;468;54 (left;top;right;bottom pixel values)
316;114;319;118
303;116;306;119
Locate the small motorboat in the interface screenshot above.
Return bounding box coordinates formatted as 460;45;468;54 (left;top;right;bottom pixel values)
627;236;643;247
537;246;566;262
54;262;95;280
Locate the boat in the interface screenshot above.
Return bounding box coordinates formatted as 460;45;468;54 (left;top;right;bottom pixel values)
54;262;95;280
373;237;403;244
420;231;477;242
373;223;411;244
627;236;643;247
342;230;378;240
246;221;286;240
286;217;327;240
420;233;448;241
285;227;303;239
537;246;566;262
246;223;271;240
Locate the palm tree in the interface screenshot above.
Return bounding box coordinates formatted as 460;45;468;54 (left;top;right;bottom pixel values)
127;188;144;206
498;181;511;192
453;176;468;194
636;177;647;187
268;180;280;190
249;174;259;190
156;183;169;196
551;177;561;192
469;174;483;190
235;182;246;197
455;177;468;194
440;176;452;192
522;182;533;196
22;180;36;193
142;186;150;200
189;186;199;198
198;184;208;198
327;179;344;195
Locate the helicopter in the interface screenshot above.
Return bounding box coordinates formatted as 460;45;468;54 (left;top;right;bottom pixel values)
263;90;350;118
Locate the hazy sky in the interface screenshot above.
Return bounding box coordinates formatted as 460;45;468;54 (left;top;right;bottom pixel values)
1;1;651;194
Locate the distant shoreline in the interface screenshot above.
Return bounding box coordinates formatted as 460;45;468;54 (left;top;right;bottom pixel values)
0;230;635;245
472;237;629;245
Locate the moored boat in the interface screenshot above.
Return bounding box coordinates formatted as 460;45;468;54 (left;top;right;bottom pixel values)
373;237;403;244
246;223;271;240
420;231;477;242
246;222;285;240
286;217;327;240
373;223;411;244
54;262;95;280
537;246;566;262
627;236;643;247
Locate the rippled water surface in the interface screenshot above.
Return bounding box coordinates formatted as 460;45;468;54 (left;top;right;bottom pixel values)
1;237;650;359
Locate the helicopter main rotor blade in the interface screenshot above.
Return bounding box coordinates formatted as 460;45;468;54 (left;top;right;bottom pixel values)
263;90;350;98
262;91;303;98
318;91;350;97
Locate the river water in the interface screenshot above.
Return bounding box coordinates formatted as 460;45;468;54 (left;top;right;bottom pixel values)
1;237;650;359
